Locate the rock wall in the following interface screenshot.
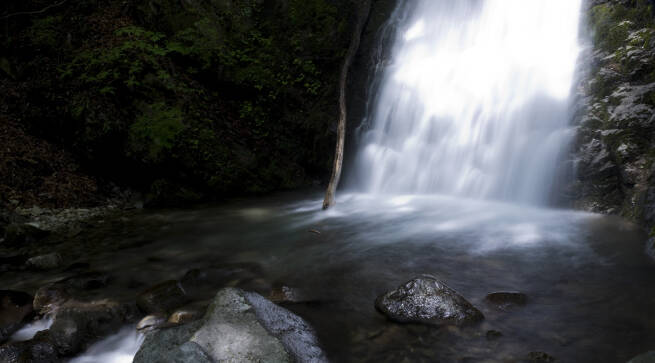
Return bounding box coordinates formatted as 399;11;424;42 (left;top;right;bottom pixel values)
572;0;655;230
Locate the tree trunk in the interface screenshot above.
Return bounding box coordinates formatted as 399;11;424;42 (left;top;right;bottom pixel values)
323;0;372;210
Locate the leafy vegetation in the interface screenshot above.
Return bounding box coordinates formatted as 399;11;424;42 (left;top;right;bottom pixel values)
0;0;354;204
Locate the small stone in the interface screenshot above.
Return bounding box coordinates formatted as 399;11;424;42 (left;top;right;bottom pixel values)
26;253;63;270
168;308;203;325
137;314;167;332
375;276;484;326
137;280;189;314
484;291;527;310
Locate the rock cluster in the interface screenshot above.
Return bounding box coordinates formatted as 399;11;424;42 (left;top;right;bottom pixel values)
134;287;328;363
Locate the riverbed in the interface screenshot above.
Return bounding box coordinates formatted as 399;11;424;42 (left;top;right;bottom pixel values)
3;191;654;362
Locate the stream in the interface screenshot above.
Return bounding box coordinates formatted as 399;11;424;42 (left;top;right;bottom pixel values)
5;191;652;362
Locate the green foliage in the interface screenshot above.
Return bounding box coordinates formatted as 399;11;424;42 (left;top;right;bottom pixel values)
28;16;64;50
129;102;185;161
62;26;186;97
591;1;654;52
5;0;353;198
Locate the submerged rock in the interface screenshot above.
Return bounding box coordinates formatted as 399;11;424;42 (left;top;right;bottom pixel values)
26;253;63;270
628;351;655;363
137;280;189;314
268;285;314;304
484;291;527;310
0;290;34;343
181;262;267;299
134;287;328;363
3;223;49;246
375;277;483;326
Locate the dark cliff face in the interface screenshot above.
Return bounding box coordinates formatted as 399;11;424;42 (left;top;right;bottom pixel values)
571;0;655;230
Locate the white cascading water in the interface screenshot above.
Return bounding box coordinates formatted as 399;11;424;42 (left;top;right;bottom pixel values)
352;0;583;205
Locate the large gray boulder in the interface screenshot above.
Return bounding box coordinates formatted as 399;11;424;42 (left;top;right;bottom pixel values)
134;287;328;363
375;276;484;326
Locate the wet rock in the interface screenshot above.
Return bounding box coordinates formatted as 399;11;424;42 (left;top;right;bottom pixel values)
33;284;70;314
527;351;556;362
0;290;34;343
137;280;189;314
484;291;527;310
168;303;206;325
137;314;168;332
375;276;484;326
134;287;328;363
628;351;655;363
3;223;49;246
63;262;91;272
26;253;63;270
43;299;137;356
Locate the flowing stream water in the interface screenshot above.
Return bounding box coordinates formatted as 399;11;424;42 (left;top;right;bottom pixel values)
4;0;655;362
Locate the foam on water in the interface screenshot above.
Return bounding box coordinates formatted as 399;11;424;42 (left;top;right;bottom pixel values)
68;327;143;363
9;318;53;342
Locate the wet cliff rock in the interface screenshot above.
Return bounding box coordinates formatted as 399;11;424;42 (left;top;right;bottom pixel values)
571;1;655;232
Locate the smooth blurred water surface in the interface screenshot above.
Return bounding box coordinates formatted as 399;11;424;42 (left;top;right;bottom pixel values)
71;192;655;362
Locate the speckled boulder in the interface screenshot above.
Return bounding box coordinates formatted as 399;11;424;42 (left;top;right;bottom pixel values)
375;276;483;326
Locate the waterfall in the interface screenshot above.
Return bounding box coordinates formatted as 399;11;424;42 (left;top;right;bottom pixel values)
351;0;583;205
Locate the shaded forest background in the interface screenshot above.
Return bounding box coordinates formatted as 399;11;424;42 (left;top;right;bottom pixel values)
0;0;364;208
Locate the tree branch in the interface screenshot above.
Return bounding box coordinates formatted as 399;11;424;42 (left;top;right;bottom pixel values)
1;0;68;20
322;0;372;210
